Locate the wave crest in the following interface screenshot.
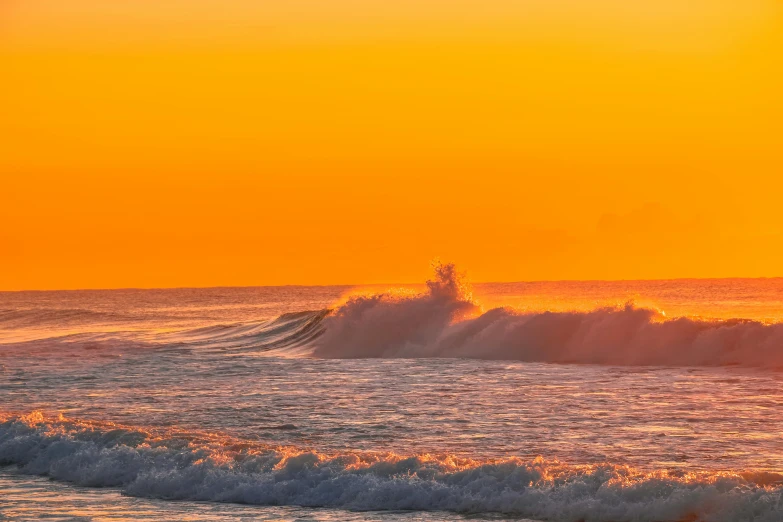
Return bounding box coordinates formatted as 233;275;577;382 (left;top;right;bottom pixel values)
315;261;479;358
1;411;781;521
314;264;783;367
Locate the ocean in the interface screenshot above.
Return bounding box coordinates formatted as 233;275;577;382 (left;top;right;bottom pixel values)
1;266;782;521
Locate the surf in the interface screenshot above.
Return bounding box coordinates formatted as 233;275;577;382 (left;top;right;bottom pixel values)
1;411;781;522
312;262;783;368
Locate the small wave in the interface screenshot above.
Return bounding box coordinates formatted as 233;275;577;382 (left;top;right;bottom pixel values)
0;307;130;329
312;263;783;368
0;412;780;521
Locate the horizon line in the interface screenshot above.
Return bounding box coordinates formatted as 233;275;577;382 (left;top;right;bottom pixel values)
2;275;783;294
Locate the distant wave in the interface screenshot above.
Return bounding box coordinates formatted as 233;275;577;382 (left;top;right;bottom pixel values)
1;411;781;522
0;307;131;329
312;262;783;368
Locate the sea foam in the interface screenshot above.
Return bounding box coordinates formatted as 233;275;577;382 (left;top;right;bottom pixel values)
1;412;781;522
313;262;783;367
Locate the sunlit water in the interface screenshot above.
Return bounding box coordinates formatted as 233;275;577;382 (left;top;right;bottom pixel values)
1;279;782;521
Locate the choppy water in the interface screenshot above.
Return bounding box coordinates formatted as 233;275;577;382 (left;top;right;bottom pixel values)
1;270;783;521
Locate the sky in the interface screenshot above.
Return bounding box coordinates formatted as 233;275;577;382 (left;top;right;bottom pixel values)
1;1;782;290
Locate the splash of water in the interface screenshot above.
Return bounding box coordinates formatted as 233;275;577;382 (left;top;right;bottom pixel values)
313;261;481;358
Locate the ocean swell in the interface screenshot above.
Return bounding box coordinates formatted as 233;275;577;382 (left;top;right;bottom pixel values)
160;310;328;353
0;310;328;355
0;412;781;521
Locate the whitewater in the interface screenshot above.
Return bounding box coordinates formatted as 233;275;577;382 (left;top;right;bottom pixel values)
1;265;782;521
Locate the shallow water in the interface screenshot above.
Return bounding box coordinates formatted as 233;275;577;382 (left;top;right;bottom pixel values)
0;471;521;521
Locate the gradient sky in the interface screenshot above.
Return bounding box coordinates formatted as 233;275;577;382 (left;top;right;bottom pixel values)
2;1;782;290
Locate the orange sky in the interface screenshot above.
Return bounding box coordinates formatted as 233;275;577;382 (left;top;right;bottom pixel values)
1;1;782;290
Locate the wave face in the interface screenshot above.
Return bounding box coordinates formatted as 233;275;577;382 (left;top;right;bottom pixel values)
313;263;783;367
159;310;328;354
0;310;328;356
1;412;781;522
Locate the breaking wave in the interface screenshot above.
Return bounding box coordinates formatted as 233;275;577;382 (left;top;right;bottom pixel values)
5;263;783;368
0;411;780;522
313;262;783;368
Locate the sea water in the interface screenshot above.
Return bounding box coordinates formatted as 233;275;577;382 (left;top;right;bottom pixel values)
1;271;782;521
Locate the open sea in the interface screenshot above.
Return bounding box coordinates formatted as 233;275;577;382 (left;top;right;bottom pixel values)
1;269;782;521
